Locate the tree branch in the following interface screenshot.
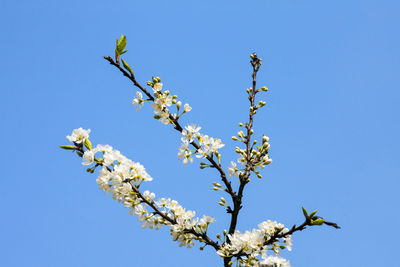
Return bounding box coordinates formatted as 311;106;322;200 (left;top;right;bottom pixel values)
103;56;236;200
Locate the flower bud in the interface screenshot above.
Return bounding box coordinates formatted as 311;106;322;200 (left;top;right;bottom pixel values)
176;101;182;109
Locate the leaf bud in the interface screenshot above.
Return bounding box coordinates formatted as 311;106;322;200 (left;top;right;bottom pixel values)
84;138;92;150
302;207;309;219
312;218;325;225
213;182;222;187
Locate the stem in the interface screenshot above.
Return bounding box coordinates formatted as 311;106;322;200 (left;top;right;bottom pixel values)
103;56;236;201
224;54;261;267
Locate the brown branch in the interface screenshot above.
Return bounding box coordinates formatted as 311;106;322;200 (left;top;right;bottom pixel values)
103;56;236;200
130;182;220;250
224;54;261;267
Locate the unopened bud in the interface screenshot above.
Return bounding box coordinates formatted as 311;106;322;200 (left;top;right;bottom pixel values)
176;101;182;109
232;136;239;141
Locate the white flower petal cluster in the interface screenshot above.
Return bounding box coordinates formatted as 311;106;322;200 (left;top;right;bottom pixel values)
132;91;144;110
178;124;225;164
151;85;173;124
66;127;90;144
259;255;290;267
67;128;215;249
228;161;240;177
217;220;292;266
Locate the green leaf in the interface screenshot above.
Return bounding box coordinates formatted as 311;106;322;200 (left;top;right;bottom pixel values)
121;58;133;75
311;218;325;225
76;151;84;157
84;138;92;150
309;210;318;218
59;145;77;150
116;35;127;54
302;206;309;219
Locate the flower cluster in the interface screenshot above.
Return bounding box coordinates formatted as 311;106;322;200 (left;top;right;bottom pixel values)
64;128;215;248
131;77;192;125
66;127;91;144
258;255;290;267
233;134;272;178
217;220;292;266
178;124;225;165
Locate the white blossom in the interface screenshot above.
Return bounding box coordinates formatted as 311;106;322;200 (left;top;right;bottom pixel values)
132;91;144;110
181;124;201;143
66;127;90;144
183;103;192;113
228;161;240;177
82;150;94;165
259;256;290;267
153;82;163;91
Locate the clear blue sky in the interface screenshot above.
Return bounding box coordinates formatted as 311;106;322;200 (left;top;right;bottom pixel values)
1;0;399;266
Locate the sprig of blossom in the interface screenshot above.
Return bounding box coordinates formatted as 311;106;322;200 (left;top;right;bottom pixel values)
66;127;90;144
259;255;290;267
63;128;216;249
177;124;225;165
217;220;292;266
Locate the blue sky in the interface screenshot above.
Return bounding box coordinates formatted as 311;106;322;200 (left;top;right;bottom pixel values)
1;0;399;266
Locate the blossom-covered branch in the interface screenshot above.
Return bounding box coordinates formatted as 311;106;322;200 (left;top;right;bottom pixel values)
103;55;236;200
61;35;340;267
62;128;219;250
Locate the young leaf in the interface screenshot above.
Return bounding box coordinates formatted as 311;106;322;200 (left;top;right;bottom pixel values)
121;58;133;75
302;206;309;219
60;145;77;150
309;210;318;218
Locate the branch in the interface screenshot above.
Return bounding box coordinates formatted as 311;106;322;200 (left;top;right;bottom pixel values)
103;56;236;200
130;182;220;250
76;145;220;251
